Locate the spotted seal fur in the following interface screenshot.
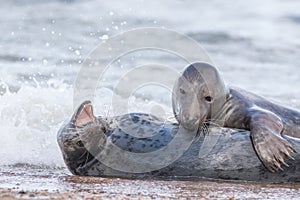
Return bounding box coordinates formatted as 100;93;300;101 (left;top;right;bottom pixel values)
172;62;299;172
57;101;300;182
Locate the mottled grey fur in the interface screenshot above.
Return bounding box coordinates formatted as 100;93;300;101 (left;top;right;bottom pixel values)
173;62;300;172
57;101;300;183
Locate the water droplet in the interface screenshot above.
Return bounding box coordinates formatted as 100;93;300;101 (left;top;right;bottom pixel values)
109;11;114;16
100;35;109;40
75;50;80;55
43;59;48;65
45;42;50;47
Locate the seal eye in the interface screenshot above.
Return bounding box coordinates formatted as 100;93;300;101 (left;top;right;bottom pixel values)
205;96;212;102
179;88;186;94
76;140;84;147
101;126;107;133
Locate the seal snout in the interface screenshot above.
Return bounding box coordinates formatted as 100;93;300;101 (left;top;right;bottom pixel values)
183;114;198;124
180;113;204;131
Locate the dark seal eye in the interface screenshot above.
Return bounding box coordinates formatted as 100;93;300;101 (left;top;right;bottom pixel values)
76;140;84;147
205;96;212;102
180;88;186;94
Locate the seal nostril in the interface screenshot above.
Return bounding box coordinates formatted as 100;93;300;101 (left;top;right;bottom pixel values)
180;88;186;94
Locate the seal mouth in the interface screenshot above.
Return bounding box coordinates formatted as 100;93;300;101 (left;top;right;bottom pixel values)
178;112;205;131
76;150;96;168
180;120;200;131
74;100;96;127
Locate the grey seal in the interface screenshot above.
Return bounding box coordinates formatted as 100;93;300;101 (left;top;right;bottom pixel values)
57;101;300;182
172;62;299;172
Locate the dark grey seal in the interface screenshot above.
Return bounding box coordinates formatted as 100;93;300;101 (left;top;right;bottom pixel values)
172;62;299;172
57;101;300;183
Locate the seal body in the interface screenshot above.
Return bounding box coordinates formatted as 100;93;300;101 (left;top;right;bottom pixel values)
172;62;299;172
57;101;300;182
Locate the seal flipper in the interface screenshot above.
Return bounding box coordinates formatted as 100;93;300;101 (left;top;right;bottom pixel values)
73;100;96;127
249;109;295;172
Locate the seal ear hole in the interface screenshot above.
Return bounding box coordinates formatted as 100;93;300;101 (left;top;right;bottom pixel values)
205;96;213;102
179;88;186;94
76;140;84;147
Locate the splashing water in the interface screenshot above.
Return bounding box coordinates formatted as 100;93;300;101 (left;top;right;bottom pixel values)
0;81;72;167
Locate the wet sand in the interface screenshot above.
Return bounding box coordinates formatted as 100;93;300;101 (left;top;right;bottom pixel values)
0;165;299;199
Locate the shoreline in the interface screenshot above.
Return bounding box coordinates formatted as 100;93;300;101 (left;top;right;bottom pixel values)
0;165;300;199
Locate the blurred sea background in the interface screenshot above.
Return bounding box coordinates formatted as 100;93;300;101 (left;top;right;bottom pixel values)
0;1;300;197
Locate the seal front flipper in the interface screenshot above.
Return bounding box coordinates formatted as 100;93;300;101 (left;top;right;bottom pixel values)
249;108;295;172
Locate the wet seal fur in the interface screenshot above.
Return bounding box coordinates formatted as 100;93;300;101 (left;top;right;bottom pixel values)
57;101;300;182
172;62;299;172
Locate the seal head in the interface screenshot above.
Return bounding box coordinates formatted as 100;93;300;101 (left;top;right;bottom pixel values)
173;62;298;173
57;100;107;174
172;62;227;130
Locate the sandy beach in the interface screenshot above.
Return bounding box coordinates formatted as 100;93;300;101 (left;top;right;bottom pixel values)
0;165;299;199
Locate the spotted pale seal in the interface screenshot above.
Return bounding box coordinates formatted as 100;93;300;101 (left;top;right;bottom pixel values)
172;62;299;172
58;101;300;182
57;100;180;175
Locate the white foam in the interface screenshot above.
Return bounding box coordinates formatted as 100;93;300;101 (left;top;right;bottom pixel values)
0;82;73;167
0;80;174;168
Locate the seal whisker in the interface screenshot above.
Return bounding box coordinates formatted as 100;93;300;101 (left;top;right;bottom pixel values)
209;118;226;123
198;123;209;137
167;115;177;121
207;119;226;127
84;151;90;166
78;150;88;160
203;124;209;136
207;121;222;128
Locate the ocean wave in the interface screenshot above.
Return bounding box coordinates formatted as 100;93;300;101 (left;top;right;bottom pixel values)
0;82;72;167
